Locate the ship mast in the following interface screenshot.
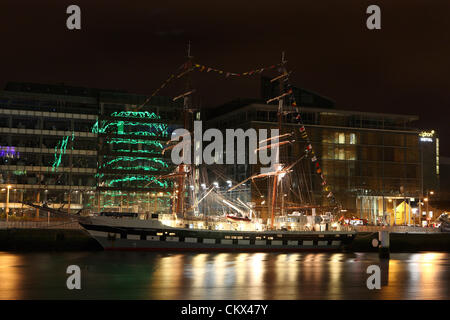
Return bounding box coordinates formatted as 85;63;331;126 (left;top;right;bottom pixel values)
269;52;288;229
173;41;198;218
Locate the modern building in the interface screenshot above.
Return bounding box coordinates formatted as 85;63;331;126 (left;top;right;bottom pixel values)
0;82;182;217
0;80;441;226
205;88;440;225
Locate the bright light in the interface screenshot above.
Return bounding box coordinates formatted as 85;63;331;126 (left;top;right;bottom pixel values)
429;191;434;195
419;131;435;138
424;198;428;202
213;182;219;188
7;185;12;189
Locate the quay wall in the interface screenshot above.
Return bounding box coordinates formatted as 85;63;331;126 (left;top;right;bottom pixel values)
0;228;449;252
0;228;102;251
350;232;450;252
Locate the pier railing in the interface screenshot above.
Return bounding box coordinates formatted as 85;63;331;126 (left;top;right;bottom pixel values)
0;220;81;230
355;225;440;233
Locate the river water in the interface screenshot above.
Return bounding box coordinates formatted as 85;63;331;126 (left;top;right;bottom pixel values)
0;251;449;300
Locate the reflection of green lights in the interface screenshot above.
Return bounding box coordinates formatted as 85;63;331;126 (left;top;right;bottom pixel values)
107;175;168;188
113;149;161;155
101;156;167;168
90;110;172;213
52;133;74;172
99;190;171;209
109;137;164;148
95;121;167;136
108;165;159;172
111;111;159;119
92;111;168;137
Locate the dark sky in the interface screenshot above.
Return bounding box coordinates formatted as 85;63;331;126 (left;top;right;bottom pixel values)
1;1;449;155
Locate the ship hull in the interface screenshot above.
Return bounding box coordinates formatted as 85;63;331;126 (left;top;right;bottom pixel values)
80;217;355;252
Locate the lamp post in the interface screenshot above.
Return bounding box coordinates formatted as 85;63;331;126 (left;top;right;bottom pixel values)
6;185;12;227
425;190;434;226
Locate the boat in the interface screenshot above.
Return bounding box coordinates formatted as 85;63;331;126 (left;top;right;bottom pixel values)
79;213;355;251
226;214;252;223
78;53;356;252
438;213;450;232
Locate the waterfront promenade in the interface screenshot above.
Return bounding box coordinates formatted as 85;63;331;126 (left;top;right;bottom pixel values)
0;220;81;230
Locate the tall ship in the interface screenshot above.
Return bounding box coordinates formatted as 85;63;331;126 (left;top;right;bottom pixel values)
78;51;356;251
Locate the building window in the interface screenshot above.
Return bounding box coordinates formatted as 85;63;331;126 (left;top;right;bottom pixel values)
339;148;345;160
339;133;345;144
436;138;440;175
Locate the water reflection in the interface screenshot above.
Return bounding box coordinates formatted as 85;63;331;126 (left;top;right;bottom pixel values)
0;253;23;300
0;251;448;299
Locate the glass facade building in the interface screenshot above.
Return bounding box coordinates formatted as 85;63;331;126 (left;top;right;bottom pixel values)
0;82;182;217
206;101;439;224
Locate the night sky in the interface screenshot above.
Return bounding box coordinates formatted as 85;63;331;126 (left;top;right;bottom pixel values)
1;1;449;155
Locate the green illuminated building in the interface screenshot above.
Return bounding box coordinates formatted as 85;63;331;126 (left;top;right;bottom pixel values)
0;82;182;216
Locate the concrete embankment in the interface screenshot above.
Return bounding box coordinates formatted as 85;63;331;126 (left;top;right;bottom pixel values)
0;228;102;251
0;228;449;252
350;232;450;252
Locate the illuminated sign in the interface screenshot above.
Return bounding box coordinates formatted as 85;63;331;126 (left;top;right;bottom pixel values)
436;138;440;175
419;130;435;137
0;146;20;158
420;137;433;142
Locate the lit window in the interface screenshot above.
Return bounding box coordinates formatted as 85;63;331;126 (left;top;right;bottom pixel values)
349;133;356;144
436;138;440;175
339;133;345;144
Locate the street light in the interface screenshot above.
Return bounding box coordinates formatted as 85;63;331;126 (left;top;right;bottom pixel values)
426;190;434;226
6;185;12;225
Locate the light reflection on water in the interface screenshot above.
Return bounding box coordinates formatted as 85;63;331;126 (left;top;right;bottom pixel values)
0;251;448;300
